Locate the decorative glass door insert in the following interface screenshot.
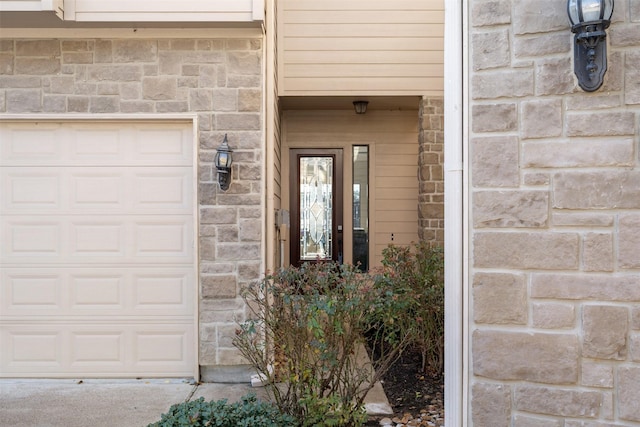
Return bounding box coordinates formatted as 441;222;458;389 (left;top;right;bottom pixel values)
299;156;333;260
290;149;343;267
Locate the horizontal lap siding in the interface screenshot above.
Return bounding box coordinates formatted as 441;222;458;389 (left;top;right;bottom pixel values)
283;111;419;268
279;0;444;96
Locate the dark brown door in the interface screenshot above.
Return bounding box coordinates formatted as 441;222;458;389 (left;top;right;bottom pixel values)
290;149;343;267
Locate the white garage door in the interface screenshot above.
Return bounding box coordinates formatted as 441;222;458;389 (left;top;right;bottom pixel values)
0;121;197;378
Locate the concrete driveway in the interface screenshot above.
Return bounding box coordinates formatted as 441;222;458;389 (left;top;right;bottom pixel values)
0;379;263;427
0;379;390;427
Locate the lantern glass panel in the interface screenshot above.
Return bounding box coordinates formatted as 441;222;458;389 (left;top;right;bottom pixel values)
581;0;603;22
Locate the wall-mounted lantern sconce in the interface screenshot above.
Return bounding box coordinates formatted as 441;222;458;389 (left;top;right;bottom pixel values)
215;133;233;191
567;0;614;92
353;100;369;114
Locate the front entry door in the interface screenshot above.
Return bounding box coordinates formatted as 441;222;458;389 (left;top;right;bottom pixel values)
290;149;343;267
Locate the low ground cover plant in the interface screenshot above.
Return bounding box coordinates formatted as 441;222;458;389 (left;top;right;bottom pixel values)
147;393;295;427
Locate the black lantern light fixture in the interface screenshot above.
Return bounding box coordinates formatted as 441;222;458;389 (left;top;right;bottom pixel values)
353;100;369;114
567;0;614;92
215;133;233;191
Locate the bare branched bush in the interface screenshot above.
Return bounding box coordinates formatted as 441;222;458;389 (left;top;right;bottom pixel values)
233;262;412;427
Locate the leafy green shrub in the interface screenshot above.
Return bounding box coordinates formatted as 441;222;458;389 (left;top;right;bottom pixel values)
233;262;411;427
147;393;296;427
375;242;444;376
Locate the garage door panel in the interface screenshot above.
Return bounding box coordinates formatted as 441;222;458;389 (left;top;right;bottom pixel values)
3;330;63;368
135;171;192;210
2;167;192;215
2;324;194;376
4;221;63;256
2;216;193;263
2;268;194;316
0;123;66;164
72;332;124;365
3;172;61;209
1;120;196;378
0;123;192;166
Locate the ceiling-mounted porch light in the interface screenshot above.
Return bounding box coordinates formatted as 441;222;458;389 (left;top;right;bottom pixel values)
353;100;369;114
567;0;614;92
215;134;233;191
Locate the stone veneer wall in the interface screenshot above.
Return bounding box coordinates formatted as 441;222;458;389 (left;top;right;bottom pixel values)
470;0;640;425
418;96;444;247
0;37;263;379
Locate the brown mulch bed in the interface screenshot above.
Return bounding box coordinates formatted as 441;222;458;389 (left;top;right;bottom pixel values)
366;348;444;426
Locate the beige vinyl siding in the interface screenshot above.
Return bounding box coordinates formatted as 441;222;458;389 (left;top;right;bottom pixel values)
266;0;283;272
372;136;419;266
278;0;444;96
282;110;419;268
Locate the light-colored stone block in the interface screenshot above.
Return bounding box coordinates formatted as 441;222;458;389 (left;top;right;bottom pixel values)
583;305;628;360
523;172;549;186
521;99;562;138
532;274;640;301
189;88;213;111
200;207;238;224
624;51;640;105
238;88;261;112
535;58;575;96
514;415;562;427
633;307;640;330
583;233;613;272
553;171;640;209
514;385;601;418
142;76;177;100
89;96;118;113
113;40;158;63
471;382;511;427
89;65;142;82
6;89;41;113
474;232;579;269
211;88;238;111
471;103;517;132
0;53;13;74
514;33;570;58
473;190;548;228
632;0;640;21
619;214;640;269
239;219;261;242
513;0;567;34
601;51;624;92
473;273;527;324
16;39;60;56
565;421;626;427
472;30;510;71
532;302;575;329
15;57;60;75
471;136;519;188
201;275;237;299
551;212;613;227
473;330;579;383
581;360;614;388
619;366;640;422
472;69;534;99
630;334;640;362
567;111;636;136
523;139;634;168
567;94;622;110
471;0;511;26
216;243;260;261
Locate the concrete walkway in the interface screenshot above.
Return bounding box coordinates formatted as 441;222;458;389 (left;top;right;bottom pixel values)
0;379;391;427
